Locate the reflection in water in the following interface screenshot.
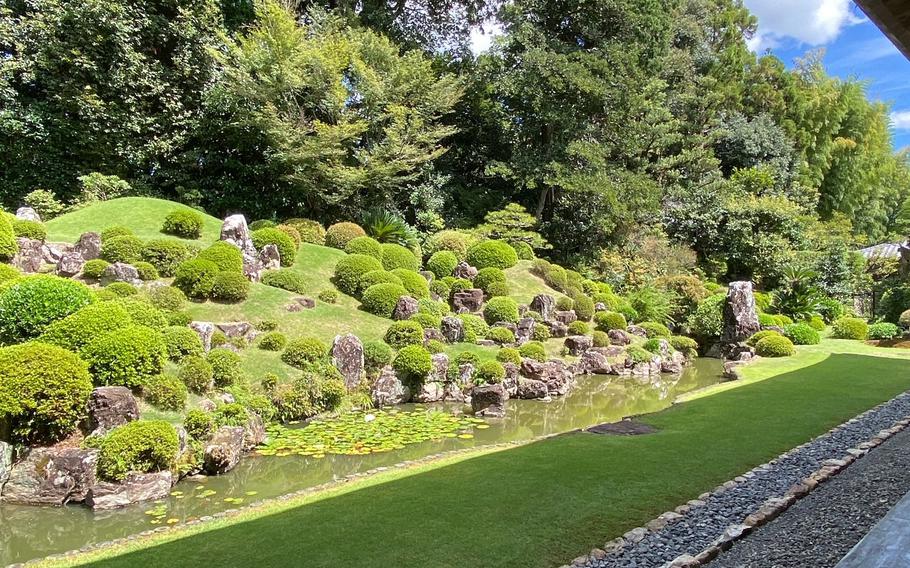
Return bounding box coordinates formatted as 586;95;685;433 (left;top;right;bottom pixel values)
0;358;721;565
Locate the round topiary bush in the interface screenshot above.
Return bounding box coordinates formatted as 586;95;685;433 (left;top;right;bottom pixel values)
510;241;535;260
140;239;192;277
519;341;546;362
592;330;610;347
82;259;110;280
211;272;250;303
0;275;95;342
105;281;138;297
0;213;17;261
344;236;383;259
384;320;425;349
163;326;203;361
183;409;215;441
638;321;671;338
334;254;383;297
281;337;328;369
805;315;826;331
318;289;338;304
783;323;821;345
747;329;782;346
173;258;220;299
252;228;296;266
447;278;473;302
567;321;590;335
275;224;301;247
197;241;244;274
426;251;459;279
418;297;448;317
571;293;595;321
466;239;519;270
487;326;515;344
0;342;93;444
430;279;451;300
485;281;510;298
474;360;506;384
96;420;179;481
425;230;474;259
868;322;900;340
594;311;627;331
325;222;366;250
458;313;489;342
364;340;394;371
669;335;698;353
497;347;522;365
474;267;506;293
105;297;167;330
101;234;144;264
82;324;168;388
0;263;19;284
38;301;132;351
286;219;326;245
391;268;430;299
207;348;243;387
831;317;869;340
755;334;795;357
425;339;445;354
250;220;277;231
483;296;519;324
178;355;213;393
260;268;306;294
361;283;410;318
142;374;187;410
258;331;288;351
410;311;441;329
145;286;186;313
12;219;47;241
162;210;204;239
100;226;134;242
358;270;403;296
380;243;420;272
626;345;653;364
556;296;575;311
133;261;159;281
532;324;551;342
392;345;432;387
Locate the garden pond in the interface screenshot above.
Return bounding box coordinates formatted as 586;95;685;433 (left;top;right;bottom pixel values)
0;358;722;565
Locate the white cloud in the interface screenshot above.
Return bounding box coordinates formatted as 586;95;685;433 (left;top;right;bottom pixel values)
469;21;502;55
891;111;910;130
745;0;865;51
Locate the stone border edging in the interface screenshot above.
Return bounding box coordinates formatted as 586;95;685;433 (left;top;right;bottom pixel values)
561;396;910;568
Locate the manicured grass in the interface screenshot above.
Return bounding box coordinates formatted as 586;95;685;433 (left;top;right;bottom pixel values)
506;260;556;305
54;342;910;568
45;197;223;244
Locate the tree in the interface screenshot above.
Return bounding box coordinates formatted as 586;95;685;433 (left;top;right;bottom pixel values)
475;203;548;251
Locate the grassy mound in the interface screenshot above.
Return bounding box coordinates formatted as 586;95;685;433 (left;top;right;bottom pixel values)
45;197;223;243
505;260;559;305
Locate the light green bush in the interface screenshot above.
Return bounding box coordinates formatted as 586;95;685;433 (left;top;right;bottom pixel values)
281;337;328;369
0;275;95;341
483;296;519;324
142;374;187;410
466;240;518;270
197;241;243;273
325;222;366;250
162;210;203;239
96;420;178;481
81;325;167;388
831;317;869;340
755;335;795;357
361;283;409;318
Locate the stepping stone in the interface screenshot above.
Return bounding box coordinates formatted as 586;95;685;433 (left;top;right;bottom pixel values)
586;420;657;436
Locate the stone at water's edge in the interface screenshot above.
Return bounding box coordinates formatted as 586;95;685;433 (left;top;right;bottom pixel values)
516;378;549;400
530;294;556;322
371;366;411;407
204;426;245;475
1;448;99;505
415;381;445;403
608;329;631;345
580;349;612;375
721;281;761;344
564;335;593;355
331;333;364;390
74;232;101;260
86;386;140;435
189;321;215;353
242;413;267;451
471;383;507;417
86;472;172;510
15;206;41;222
392;296;419;320
0;441;12;489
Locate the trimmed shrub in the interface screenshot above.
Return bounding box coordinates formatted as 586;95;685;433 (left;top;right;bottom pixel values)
318;289;338;304
806;315;826;331
483;296;520;324
817;297;846;323
250;220;277;231
783;323;820;345
510;241;535;260
758;313;776;327
385;320;424;349
173;258;220;298
364;340;393;371
593;311;627;332
0;275;95;341
670;335;698;353
141;239;192;277
82;325;167;388
592;330;610;347
24;189;64;220
567;321;590;335
755;335;795;357
252;228;297;266
532;324;551;342
163;326;204;361
831;317;869;340
447;278;473;301
198;241;243;274
410;312;440;329
685;293;725;341
145;286;186;313
134;261;159;281
391;268;430;299
344;236;383;259
455;351;479;366
0;263;19;284
281;337;328;369
497;347;522;365
392;345;432;387
486;281;510;297
96;420;178;481
100;226;134;242
487;326;515;344
868;322;900;340
626;345;653;364
571;293;595;321
207;348;243;387
458;313;489;342
211;272;250;303
425;230;474;259
258;332;288;351
361;283;409;318
0;342;93;444
214;403;249;427
425;339;445;354
897;309;910;329
556;296;575;311
519;341;546;362
642;338;664;354
380;243;420;271
12;219;47;240
101;234;143;264
275;224;301;247
334;254;383;296
474;267;506;293
466;240;518;270
430;279;451;300
285;219;326;245
638;321;671;338
105;281;138;297
747;329;782;346
359;270;403;296
474;360;506;384
109;297;169;330
211;330;228;348
178;355;213;394
142;374;187;410
260;269;306;294
39;301;132;351
184;409;215;441
426;251;459;279
325;222;366;250
162;210;203;239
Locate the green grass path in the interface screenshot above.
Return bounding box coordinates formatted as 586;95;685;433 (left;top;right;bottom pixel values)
62;348;910;568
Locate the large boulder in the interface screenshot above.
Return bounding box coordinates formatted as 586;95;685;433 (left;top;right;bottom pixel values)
55;252;85;277
0;441;12;488
414;381;445;403
1;448;98;505
579;350;612;375
86;386;140;435
220;214;256;257
42;242;71;264
555;310;577;325
12;237;43;273
100;262;141;286
442;382;466;403
429;353;450;383
74;232;102;260
626;325;648;338
371;366;411;406
441;316;465;343
607;329;631;345
516;378;549;399
548;321;568;338
721;281;761;344
242;413;267;451
331;333;364;389
515;317;535;345
86;472;172;510
530;294;556;322
259;244;280;270
216;321;253;339
453;261;478;280
452;289;484;313
564;335;593;355
662;350;686;374
423;327;445;343
203;426;245;475
392;296;419;321
15;206;40;222
189;321;216;353
455;363;475;387
471;383;507;417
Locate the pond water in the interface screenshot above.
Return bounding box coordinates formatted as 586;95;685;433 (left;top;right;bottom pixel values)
0;358;722;565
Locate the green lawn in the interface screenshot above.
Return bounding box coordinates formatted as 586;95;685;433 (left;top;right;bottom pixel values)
51;341;910;568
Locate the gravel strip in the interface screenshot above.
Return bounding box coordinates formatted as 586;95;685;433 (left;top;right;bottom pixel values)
707;425;910;568
582;391;910;568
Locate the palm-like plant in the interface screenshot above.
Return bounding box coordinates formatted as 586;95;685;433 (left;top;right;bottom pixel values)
772;266;823;320
362;209;417;248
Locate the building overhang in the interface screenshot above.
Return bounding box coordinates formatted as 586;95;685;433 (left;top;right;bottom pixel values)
856;1;910;60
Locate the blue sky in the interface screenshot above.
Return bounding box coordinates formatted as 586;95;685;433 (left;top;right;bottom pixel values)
745;0;910;150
